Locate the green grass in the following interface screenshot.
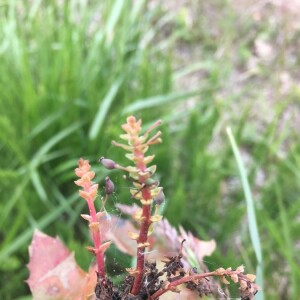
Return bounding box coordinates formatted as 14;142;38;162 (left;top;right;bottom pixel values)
0;1;181;298
227;126;263;300
1;1;300;299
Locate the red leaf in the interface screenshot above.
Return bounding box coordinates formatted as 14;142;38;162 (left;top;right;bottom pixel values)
27;230;96;300
104;206;216;268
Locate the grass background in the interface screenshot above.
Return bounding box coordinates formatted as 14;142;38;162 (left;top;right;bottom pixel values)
0;0;299;299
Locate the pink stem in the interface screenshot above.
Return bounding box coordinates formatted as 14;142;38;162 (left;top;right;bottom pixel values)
87;199;105;279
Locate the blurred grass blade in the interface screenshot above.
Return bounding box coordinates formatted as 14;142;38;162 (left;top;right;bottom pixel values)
0;178;29;228
89;78;123;140
28;0;42;19
122;89;201;114
0;194;78;263
130;0;146;22
105;0;125;42
29;110;64;138
31;122;81;168
173;61;215;82
226;127;264;300
275;185;299;298
30;169;47;203
0;116;27;164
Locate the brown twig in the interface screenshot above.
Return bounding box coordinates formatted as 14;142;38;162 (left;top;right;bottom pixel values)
148;270;242;299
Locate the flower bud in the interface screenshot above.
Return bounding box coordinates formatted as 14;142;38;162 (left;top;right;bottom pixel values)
105;176;114;195
153;189;165;205
99;157;116;169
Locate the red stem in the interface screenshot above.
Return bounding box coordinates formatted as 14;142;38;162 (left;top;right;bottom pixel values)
131;187;152;295
128;121;162;295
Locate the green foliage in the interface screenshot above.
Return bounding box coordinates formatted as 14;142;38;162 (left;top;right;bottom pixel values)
0;0;178;297
227;127;264;300
1;0;299;299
